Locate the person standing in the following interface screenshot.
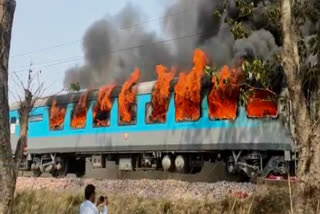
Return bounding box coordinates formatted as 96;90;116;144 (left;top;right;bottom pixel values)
80;184;108;214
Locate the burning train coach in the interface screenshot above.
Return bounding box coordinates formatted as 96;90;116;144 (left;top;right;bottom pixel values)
9;49;295;179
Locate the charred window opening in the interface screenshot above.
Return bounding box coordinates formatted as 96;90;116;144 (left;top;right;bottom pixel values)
49;100;66;130
207;96;239;121
93;102;111;127
118;68;140;124
70;90;90;129
208;65;241;120
145;102;166;124
118;104;137;125
246;90;278;118
70;109;86;129
149;65;175;124
92;85;115;128
174;93;201;122
174;49;208;122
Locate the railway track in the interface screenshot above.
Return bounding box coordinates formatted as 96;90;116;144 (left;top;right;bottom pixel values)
19;161;243;182
19;160;296;188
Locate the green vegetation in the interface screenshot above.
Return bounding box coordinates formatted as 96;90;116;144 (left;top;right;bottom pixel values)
12;185;314;214
70;82;81;92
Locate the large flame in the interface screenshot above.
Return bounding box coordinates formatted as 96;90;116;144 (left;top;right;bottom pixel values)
49;99;66;130
119;68;141;123
71;90;90;128
208;65;242;120
174;49;208;121
149;65;176;123
93;84;116;126
246;90;278;118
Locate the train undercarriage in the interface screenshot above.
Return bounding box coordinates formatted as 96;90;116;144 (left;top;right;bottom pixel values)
22;150;295;181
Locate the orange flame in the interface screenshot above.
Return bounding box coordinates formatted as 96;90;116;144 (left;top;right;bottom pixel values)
150;65;176;123
119;68;141;123
246;90;278;117
93;84;116;126
174;49;208;121
71;90;90;128
49;99;66;130
208;65;242;120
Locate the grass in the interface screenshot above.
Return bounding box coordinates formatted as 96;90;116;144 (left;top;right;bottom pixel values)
12;185;296;214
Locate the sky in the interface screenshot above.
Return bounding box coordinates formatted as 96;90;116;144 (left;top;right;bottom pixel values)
9;0;171;103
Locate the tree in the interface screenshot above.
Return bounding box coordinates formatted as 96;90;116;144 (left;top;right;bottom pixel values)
217;0;320;212
281;0;320;212
210;0;320;212
1;65;46;214
0;1;46;211
11;67;45;169
0;0;16;213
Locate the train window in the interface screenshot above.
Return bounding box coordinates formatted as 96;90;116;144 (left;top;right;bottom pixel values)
207;96;238;121
93;104;111;127
118;104;137;126
246;90;278;118
49;103;66;131
10;117;16;124
174;95;201;122
29;114;43;122
70;110;87;129
145;102;166;124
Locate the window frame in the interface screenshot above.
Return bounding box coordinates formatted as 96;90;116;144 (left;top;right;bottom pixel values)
207;96;239;121
70;109;87;129
117;103;137;126
174;94;202;123
29;114;43;122
48;104;67;131
145;102;166;124
92;104;111;128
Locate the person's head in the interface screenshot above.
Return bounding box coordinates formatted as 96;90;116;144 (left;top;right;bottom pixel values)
84;184;96;203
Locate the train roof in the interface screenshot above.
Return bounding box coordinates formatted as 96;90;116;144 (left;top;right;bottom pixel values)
9;76;214;110
10;80;160;110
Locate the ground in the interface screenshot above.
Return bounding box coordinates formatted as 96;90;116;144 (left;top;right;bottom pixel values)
13;177;297;214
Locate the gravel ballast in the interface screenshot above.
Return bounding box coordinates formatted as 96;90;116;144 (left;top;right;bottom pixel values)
16;177;256;201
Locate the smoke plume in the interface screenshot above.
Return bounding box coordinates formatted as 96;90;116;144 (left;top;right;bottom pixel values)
64;0;282;89
64;4;175;88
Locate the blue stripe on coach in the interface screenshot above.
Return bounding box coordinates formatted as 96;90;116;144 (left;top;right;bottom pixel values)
12;94;271;139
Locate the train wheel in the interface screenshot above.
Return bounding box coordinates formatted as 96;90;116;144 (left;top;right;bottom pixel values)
175;155;188;173
32;168;41;177
32;157;42;177
51;158;69;178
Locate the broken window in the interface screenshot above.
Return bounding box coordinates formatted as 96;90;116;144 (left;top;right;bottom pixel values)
145;102;166;124
118;104;137;125
49;100;66;130
246;90;278;118
93;102;111;127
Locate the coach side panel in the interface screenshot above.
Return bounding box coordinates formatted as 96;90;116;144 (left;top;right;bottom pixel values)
25;94;294;154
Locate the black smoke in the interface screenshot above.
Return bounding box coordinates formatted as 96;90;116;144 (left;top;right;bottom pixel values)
64;4;175;88
64;0;283;89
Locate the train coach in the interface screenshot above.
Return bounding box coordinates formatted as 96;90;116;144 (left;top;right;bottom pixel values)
9;78;295;180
